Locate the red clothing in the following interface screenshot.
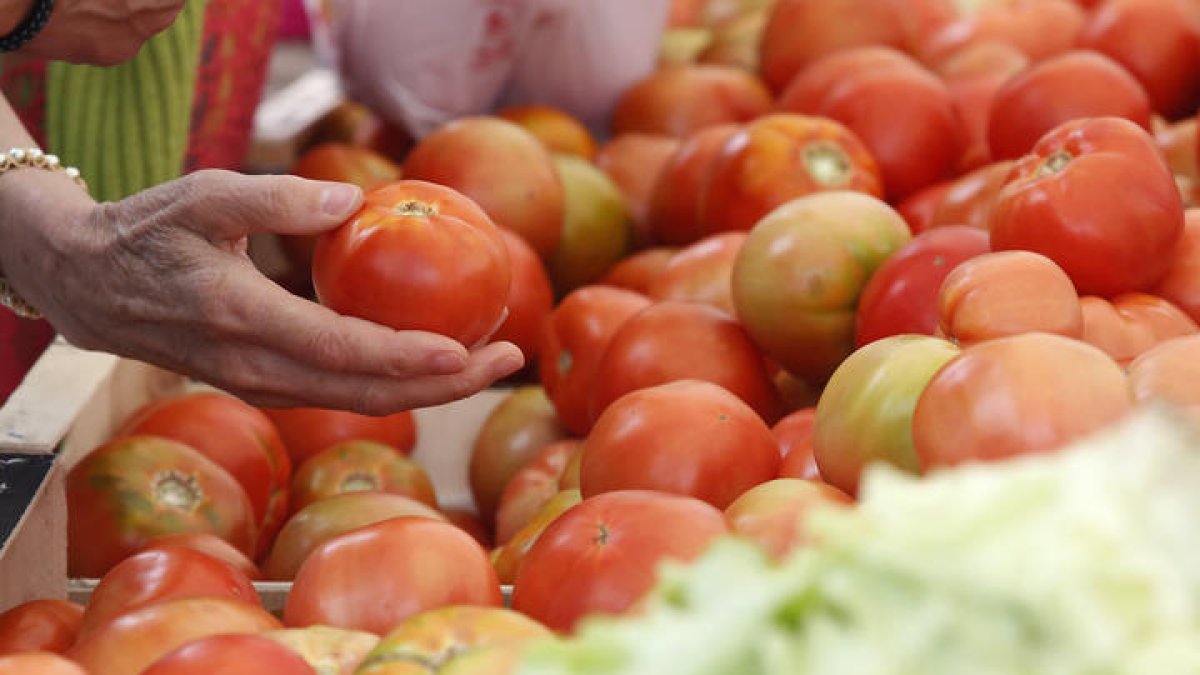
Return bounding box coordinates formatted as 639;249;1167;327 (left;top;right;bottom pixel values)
0;313;54;405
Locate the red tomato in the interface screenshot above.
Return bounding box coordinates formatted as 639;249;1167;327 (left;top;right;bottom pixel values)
284;517;502;635
0;600;83;656
1078;0;1200;120
137;533;261;581
1128;334;1200;421
1079;293;1199;365
119;392;290;559
613;65;772;139
921;0;1086;65
987;51;1153;161
724;479;852;561
701;114;883;234
67;436;256;578
512;490;728;633
289;440;437;514
773;408;819;480
938;251;1084;346
492;229;554;365
913;332;1132;468
897;181;952;235
855;226;991;347
492;489;582;586
494;440;579;546
67;597;281;675
356;607;549;675
496;104;597;159
1153;209;1200;324
778;47;965;199
581;381;780;509
648;124;741;246
594;134;682;245
261;627;379;675
142;634;317;675
597;248;677;294
539;286;652;435
990;117;1183;296
934;41;1031;169
79;547;258;639
313;180;510;346
927;160;1014;231
291;143;401;191
0;653;87;675
647;233;745;316
262;407;416;466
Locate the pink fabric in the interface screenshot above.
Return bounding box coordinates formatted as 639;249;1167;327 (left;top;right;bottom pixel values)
278;0;311;39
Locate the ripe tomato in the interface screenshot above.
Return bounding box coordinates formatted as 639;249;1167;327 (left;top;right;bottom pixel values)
990;117;1183;296
913;332;1132;469
581;381;780;509
1153;209;1200;324
119;392;290;559
732;191;912;384
262;407;416;466
934;41;1031;169
441;508;494;550
491;229;554;365
938;251;1083;346
356;607;549;675
550;156;634;295
648;124;741;246
921;0;1086;65
401;117;564;258
261;627;379;675
492;489;582;586
539;287;652;435
814;335;959;495
142;634;317;675
468;386;569;525
313;180;511;346
987;51;1153;161
647;232;745;316
613;65;772;138
855;226;991;347
700;114;883;234
67;597;280;675
137;533;261;580
67;436;256;578
597;248;677;295
289;440;437;514
724;479;852;561
590;302;782;425
778;47;965;199
496;104;597;159
495;440;579;545
896;181;952;234
0;653;87;675
1156;118;1200;206
284;517;502;635
773;408;819;480
1078;293;1199;365
79;547;258;639
512;490;728;633
1128;334;1200;421
594;134;682;245
0;600;83;656
1078;0;1200;120
291;143;401;191
264;492;443;581
927;160;1014;231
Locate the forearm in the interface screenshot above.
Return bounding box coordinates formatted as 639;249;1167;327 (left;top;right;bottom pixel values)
0;0;34;35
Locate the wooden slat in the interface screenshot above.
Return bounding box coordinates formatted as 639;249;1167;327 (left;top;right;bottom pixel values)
0;463;66;608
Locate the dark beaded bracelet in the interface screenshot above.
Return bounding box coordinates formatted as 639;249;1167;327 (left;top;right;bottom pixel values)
0;0;54;53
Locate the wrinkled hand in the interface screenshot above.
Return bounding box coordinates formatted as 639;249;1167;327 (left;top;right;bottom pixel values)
21;0;188;66
0;169;525;413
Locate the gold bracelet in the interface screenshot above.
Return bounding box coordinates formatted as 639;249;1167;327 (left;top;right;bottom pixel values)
0;147;89;320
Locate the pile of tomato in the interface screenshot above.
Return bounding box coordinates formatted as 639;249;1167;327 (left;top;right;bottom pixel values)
7;0;1200;672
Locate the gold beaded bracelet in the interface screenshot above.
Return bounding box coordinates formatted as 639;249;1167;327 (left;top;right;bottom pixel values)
0;147;89;320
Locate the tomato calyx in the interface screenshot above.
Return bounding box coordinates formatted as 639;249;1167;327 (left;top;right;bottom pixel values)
153;470;203;511
339;472;380;493
802;141;853;188
594;523;611;546
394;199;438;218
1036;150;1074;178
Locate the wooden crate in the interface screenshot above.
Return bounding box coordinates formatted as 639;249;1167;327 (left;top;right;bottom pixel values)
0;337;509;612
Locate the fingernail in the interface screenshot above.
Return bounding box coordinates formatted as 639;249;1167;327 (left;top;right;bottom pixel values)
428;351;468;374
489;352;525;379
320;183;362;218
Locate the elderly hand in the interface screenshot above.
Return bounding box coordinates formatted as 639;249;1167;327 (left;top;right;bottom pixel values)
14;0;188;65
0;168;525;414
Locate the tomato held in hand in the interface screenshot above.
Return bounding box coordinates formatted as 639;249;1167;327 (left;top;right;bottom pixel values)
1078;293;1199;365
313;180;511;346
142;634;317;675
990;117;1183;296
289;440;437;514
0;600;83;656
492;229;554;365
262;407;416;466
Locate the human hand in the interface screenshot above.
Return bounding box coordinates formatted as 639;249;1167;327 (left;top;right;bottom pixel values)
20;0;188;66
0;168;525;413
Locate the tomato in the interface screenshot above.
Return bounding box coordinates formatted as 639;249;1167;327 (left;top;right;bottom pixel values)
438;644;524;675
700;114;883;234
724;479;852;561
1078;0;1200;120
142;634;317;675
496;104;597;159
402;117;564;259
355;607;549;675
492;489;582;585
990;117;1183;296
1156;118;1200;203
291;143;401;191
581;381;780;508
921;0;1086;65
119;392;290;558
855;226;991;347
647;232;745;316
732;191;912;384
590;302;782;425
262;627;379;675
773;369;822;412
597;248;677;294
262;407;416;466
987;51;1153;161
558;444;584;491
934;41;1031;169
698;6;771;72
648;124;741;246
778;47;965;200
468;386;569;525
440;508;494;550
0;653;87;675
613;65;771;139
913;332;1132;469
313;180;511;346
307;100;413;162
0;600;83;656
772;408;819;480
289;441;437;514
264;492;443;581
284;517;502;635
550;156;634;295
79;547;257;638
67;436;256;578
1078;293;1199;365
938;251;1083;346
896;181;952;235
1153;209;1200;324
491;229;554;366
495;440;579;545
512;490;728;633
927;160;1014;231
137;533;261;580
594;134;682;245
1128;334;1200;421
539;287;653;435
814;335;959;494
